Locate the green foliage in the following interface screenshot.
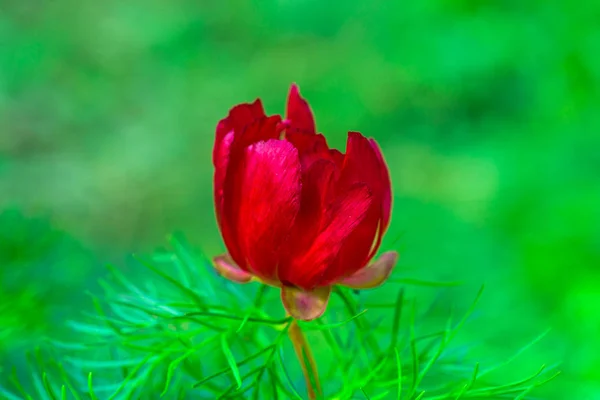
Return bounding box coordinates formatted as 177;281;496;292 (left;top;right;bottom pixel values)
2;236;557;399
2;0;599;398
0;210;94;354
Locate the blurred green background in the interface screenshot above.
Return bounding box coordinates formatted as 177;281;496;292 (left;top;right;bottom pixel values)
1;1;599;398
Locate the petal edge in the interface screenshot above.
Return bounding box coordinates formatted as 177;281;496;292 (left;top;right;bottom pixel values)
237;139;302;281
213;254;254;283
286;83;316;135
338;251;398;289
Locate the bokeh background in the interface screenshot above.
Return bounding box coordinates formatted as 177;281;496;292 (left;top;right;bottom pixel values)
1;1;599;398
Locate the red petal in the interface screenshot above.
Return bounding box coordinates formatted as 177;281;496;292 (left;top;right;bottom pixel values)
282;183;373;290
285;131;326;156
229;99;265;121
337;132;383;196
337;251;398;289
340;132;391;262
220;116;283;270
235;115;282;148
213;132;243;266
213;100;265;166
214;121;232;167
236;139;302;281
319;205;380;285
286;83;316;135
213;100;275;269
281;285;331;321
278;159;337;272
285;131;345;176
370;139;391;228
320;132;388;281
214;131;234;217
328;149;345;169
367;138;392;260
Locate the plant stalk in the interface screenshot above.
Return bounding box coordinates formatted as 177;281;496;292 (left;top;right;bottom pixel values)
288;319;322;399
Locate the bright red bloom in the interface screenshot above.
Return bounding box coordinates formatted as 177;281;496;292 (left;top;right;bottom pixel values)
213;84;397;320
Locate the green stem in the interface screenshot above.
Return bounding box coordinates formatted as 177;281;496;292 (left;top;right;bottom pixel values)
288;319;321;399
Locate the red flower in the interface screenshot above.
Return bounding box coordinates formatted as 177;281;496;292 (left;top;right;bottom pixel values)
212;84;398;320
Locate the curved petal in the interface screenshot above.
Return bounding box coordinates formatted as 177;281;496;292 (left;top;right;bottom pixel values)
328;148;345;169
319;205;380;285
281;285;331;321
286;83;316;134
214;131;235;216
235;114;282;148
213;254;254;283
278;159;337;274
337;251;398;289
229;99;265;126
214;101;280;171
213;99;265;166
319;132;385;283
213;131;244;266
285;130;326;154
283;183;373;290
283;84;345;172
237;139;301;281
221;116;284;269
337;132;384;197
285;132;333;170
370;138;392;230
367;139;392;260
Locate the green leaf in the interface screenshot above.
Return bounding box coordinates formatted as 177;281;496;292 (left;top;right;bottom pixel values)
394;347;402;400
193;344;276;388
276;348;304;400
453;362;479;400
6;366;34;399
333;287;381;357
479;328;552;378
64;357;149;369
299;309;368;331
134;255;207;308
0;387;25;400
161;348;197;397
179;311;290;327
220;334;242;389
107;351;161;400
42;372;58;400
5;234;558;400
56;363;83;400
411;285;485;396
88;373;98;400
389;288;405;352
409;300;419;397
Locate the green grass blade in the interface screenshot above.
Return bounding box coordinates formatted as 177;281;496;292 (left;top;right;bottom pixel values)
394;347;402;400
161;348;197;397
42;372;58;400
299;309;368;331
389;288;405;352
221;334;242;389
88;373;98;400
193;344;275;388
134;255;207;307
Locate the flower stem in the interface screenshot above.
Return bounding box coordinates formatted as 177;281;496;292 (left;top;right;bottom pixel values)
288;319;322;399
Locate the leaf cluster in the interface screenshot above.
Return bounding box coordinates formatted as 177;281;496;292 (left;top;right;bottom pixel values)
1;235;558;399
